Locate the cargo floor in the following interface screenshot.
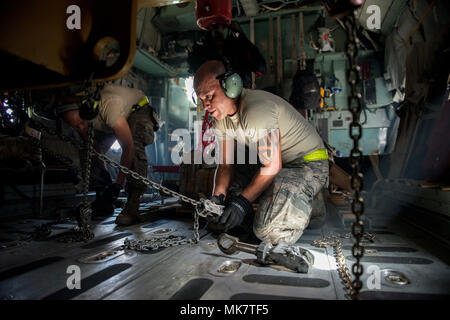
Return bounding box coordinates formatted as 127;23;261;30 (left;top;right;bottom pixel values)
1;199;449;300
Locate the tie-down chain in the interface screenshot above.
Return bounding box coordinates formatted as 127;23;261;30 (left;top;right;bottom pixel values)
27;121;225;246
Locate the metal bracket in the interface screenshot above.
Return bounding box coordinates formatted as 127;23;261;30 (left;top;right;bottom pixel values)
200;198;225;217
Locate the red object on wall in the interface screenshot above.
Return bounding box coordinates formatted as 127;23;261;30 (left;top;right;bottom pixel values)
358;62;371;80
196;0;232;30
197;111;216;152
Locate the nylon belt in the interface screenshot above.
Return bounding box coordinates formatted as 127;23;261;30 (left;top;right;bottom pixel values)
131;97;150;113
80;96;149;115
303;149;328;162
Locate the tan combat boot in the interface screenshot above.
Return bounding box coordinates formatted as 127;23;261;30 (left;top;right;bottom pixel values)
115;191;141;226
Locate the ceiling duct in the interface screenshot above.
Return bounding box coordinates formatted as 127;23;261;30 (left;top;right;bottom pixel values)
239;0;259;16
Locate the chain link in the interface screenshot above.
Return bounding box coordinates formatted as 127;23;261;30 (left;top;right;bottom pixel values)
29;121;95;242
343;11;365;299
28;119;219;247
77;123;95;241
122;208;201;252
312;232;374;299
92;149;224;218
26;128;76;169
193;207;200;243
31;122;223;217
122;235;196;252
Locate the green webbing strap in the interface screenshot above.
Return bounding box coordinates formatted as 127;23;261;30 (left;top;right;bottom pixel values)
131;97;150;112
303;149;328;162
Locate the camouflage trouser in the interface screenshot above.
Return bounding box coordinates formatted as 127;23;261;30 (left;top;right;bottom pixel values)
95;107;155;194
229;159;329;245
126;107;155;193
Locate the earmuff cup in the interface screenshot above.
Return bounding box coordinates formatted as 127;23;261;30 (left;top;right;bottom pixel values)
217;72;243;99
79;99;99;121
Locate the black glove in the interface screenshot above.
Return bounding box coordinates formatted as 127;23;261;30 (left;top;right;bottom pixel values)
102;183;122;201
219;194;253;231
210;194;225;205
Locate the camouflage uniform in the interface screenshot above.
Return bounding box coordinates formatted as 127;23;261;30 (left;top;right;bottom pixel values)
229;159;329;245
124;107;155;194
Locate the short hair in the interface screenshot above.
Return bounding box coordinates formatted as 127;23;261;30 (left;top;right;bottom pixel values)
194;60;226;89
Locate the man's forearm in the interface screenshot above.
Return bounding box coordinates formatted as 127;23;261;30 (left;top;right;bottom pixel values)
241;170;278;203
116;145;135;186
213;164;234;197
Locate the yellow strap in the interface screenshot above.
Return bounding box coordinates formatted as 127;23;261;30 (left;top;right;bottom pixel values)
303;149;328;162
138;97;149;107
81;99;99;109
132;97;150;112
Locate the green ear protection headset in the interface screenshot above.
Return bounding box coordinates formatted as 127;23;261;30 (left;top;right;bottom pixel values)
79;83;103;121
216;71;243;99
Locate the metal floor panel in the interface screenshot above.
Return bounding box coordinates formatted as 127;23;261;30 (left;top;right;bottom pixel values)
103;231;338;300
1;205;449;300
0;212;207;300
323;215;450;300
0;199;181;273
